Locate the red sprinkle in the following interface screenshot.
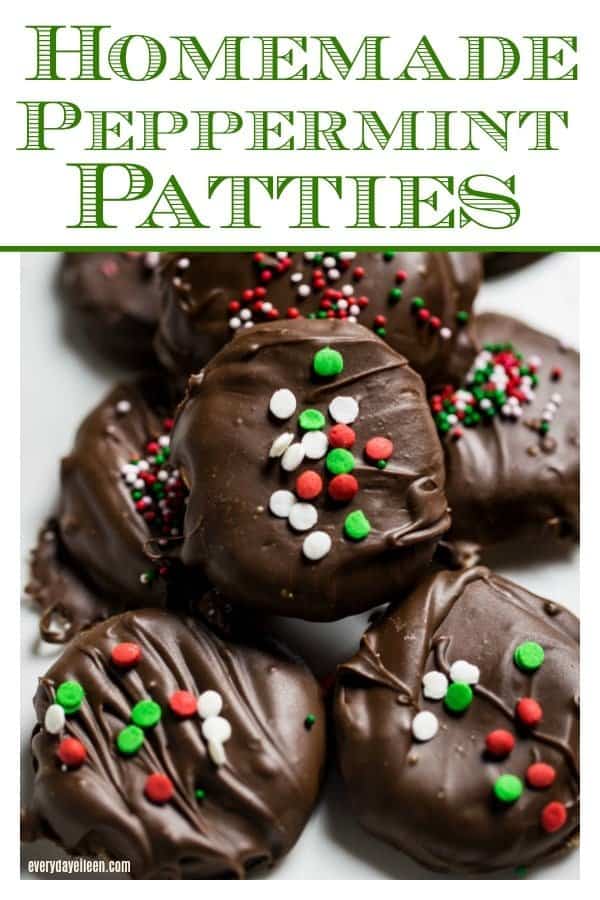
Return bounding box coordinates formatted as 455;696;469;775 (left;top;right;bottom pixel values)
373;314;387;328
145;772;174;804
526;762;556;789
551;366;563;381
260;270;273;283
57;737;87;768
286;307;300;319
228;300;241;314
365;436;393;462
253;252;265;263
516;697;543;728
111;642;142;669
296;470;323;501
169;690;198;718
429;316;441;330
395;269;408;283
100;259;118;278
328;424;356;449
242;289;254;302
353;266;365;280
328;473;359;502
540;801;567;833
485;729;515;758
418;308;431;322
254;286;267;299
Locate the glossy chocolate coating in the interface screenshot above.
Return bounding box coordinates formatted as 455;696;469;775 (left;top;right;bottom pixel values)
23;608;326;878
171;318;450;620
440;314;579;567
59;253;162;364
334;567;579;874
156;251;482;386
26;377;188;642
483;252;547;278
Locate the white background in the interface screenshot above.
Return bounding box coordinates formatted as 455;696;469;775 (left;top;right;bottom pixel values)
19;252;580;881
0;1;598;246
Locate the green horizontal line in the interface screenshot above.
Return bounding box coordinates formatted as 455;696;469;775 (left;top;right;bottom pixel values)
1;245;597;252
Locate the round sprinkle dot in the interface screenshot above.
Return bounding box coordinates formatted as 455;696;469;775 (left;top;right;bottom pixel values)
269;490;296;518
295;470;323;500
516;697;543;728
269;432;294;458
299;409;326;431
514;641;545;672
302;431;328;459
288;502;318;532
111;642;142;669
365;436;394;463
116;725;144;756
449;660;480;685
411;710;439;742
526;762;556;789
485;729;515;758
56;681;85;715
144;772;174;804
302;531;332;561
198;690;223;719
304;713;316;730
344;510;371;541
541;801;567;833
57;737;86;768
195;788;206;800
328;424;356;448
326;448;355;475
116;400;131;415
314;346;344;377
131;699;162;729
169;690;197;718
422;671;448;700
329;396;359;424
493;773;523;804
281;443;305;472
269;389;296;420
202;716;232;744
444;682;473;713
328;473;359;503
44;703;66;735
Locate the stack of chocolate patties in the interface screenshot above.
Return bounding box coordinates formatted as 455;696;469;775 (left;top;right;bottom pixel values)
23;251;579;878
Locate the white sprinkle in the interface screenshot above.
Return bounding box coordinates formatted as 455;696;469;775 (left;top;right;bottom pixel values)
339;251;356;260
243;321;254;329
290;272;303;284
302;430;329;460
269;432;295;458
323;255;336;268
440;327;452;340
528;355;542;368
304;252;316;261
140;573;150;584
158;471;168;482
349;304;360;316
347;316;357;323
329;396;359;424
281;443;305;471
198;690;223;719
447;414;458;425
337;299;348;310
449;660;480;685
412;710;439;742
288;502;318;532
341;284;354;297
44;704;66;735
202;716;232;744
144;251;160;268
177;257;191;269
208;740;227;767
480;398;492;410
115;400;131;415
303;531;332;560
297;284;311;298
276;251;288;260
262;302;273;313
269;490;295;517
422;671;448;700
134;478;144;490
269;389;296;420
552;393;562;405
229;317;241;330
159;435;170;447
328;268;340;280
125;472;137;485
240;309;252;322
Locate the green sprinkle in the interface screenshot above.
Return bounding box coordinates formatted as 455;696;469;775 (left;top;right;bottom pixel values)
299;409;326;431
304;713;316;730
514;641;544;672
456;310;469;325
389;287;402;302
195;788;206;801
132;490;143;501
376;327;387;337
56;681;85;714
383;250;395;261
131;699;162;729
313;346;344;378
444;682;473;713
344;510;371;541
515;866;528;879
376;459;387;469
326;448;355;475
317;310;327;318
493;773;523;804
117;724;145;755
411;297;425;311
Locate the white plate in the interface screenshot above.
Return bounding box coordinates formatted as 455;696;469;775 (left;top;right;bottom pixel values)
20;252;579;880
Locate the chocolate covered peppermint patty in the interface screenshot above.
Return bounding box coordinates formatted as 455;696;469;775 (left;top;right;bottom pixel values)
59;252;162;364
334;567;579;874
171;318;449;621
156;251;482;387
23;608;326;878
26;376;191;642
431;314;579;567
